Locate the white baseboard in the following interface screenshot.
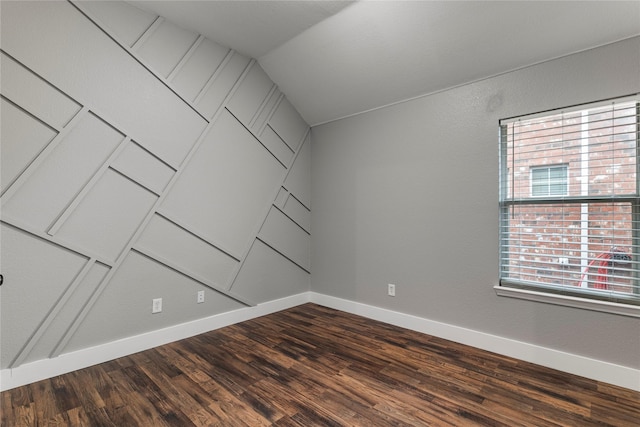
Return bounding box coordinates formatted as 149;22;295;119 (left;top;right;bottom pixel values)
308;292;640;392
3;291;638;392
0;292;310;392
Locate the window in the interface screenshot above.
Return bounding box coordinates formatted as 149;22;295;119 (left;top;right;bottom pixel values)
531;165;568;197
499;95;640;311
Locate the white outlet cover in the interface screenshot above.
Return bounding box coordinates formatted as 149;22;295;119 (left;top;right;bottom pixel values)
152;298;162;313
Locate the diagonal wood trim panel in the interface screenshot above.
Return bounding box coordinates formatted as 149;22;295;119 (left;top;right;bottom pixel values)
0;0;310;374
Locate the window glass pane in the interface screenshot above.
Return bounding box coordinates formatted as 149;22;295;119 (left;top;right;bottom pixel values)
500;98;639;305
549;182;566;195
500;202;637;295
531;168;546;181
548;166;566;180
530;165;567;197
531;184;546;197
503;102;637;201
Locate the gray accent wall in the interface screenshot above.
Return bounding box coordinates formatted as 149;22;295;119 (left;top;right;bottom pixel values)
311;36;640;370
0;0;310;369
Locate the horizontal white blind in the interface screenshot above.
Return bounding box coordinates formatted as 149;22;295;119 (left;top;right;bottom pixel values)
499;96;640;304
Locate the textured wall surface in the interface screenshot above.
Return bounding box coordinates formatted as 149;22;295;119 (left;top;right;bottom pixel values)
311;36;640;370
0;0;310;370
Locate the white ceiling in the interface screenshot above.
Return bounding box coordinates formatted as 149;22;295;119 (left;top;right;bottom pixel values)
131;1;640;126
129;0;356;59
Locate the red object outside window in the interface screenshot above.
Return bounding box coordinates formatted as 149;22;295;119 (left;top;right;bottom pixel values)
579;249;631;290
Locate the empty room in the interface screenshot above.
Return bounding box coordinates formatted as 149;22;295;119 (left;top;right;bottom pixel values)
1;0;639;425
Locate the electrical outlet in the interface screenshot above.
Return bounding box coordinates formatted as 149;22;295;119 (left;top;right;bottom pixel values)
152;298;162;313
388;283;396;297
197;290;205;303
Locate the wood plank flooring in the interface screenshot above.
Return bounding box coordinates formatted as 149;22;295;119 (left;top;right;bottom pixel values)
2;303;639;426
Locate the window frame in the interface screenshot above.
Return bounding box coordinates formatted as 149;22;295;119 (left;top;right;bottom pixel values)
530;164;568;197
497;95;640;317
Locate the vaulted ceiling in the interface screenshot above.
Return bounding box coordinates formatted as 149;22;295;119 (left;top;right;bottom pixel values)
130;1;640;126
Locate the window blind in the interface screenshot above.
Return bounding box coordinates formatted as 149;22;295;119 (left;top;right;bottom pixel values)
499;95;640;305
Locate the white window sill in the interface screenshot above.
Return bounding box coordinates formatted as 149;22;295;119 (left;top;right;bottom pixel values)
494;285;640;318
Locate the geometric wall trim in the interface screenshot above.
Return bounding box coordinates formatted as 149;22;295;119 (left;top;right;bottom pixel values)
259;124;295;167
282;192;311;233
0;96;58;195
21;262;110;366
75;0;157;49
227;59;275;127
268;97;308;152
0;50;81;130
54;168;158;262
135;18;200;79
2;110;125;238
0;223;88;369
171;37;230;103
1;1;208;167
232;240;312;304
283;133;312;209
258;206;311;272
160;109;287;257
110;141;176;196
61;250;246;355
136;213;239;291
194;52;252;121
1;0;310;375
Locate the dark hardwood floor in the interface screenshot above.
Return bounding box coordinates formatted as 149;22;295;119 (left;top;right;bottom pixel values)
2;303;639;426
